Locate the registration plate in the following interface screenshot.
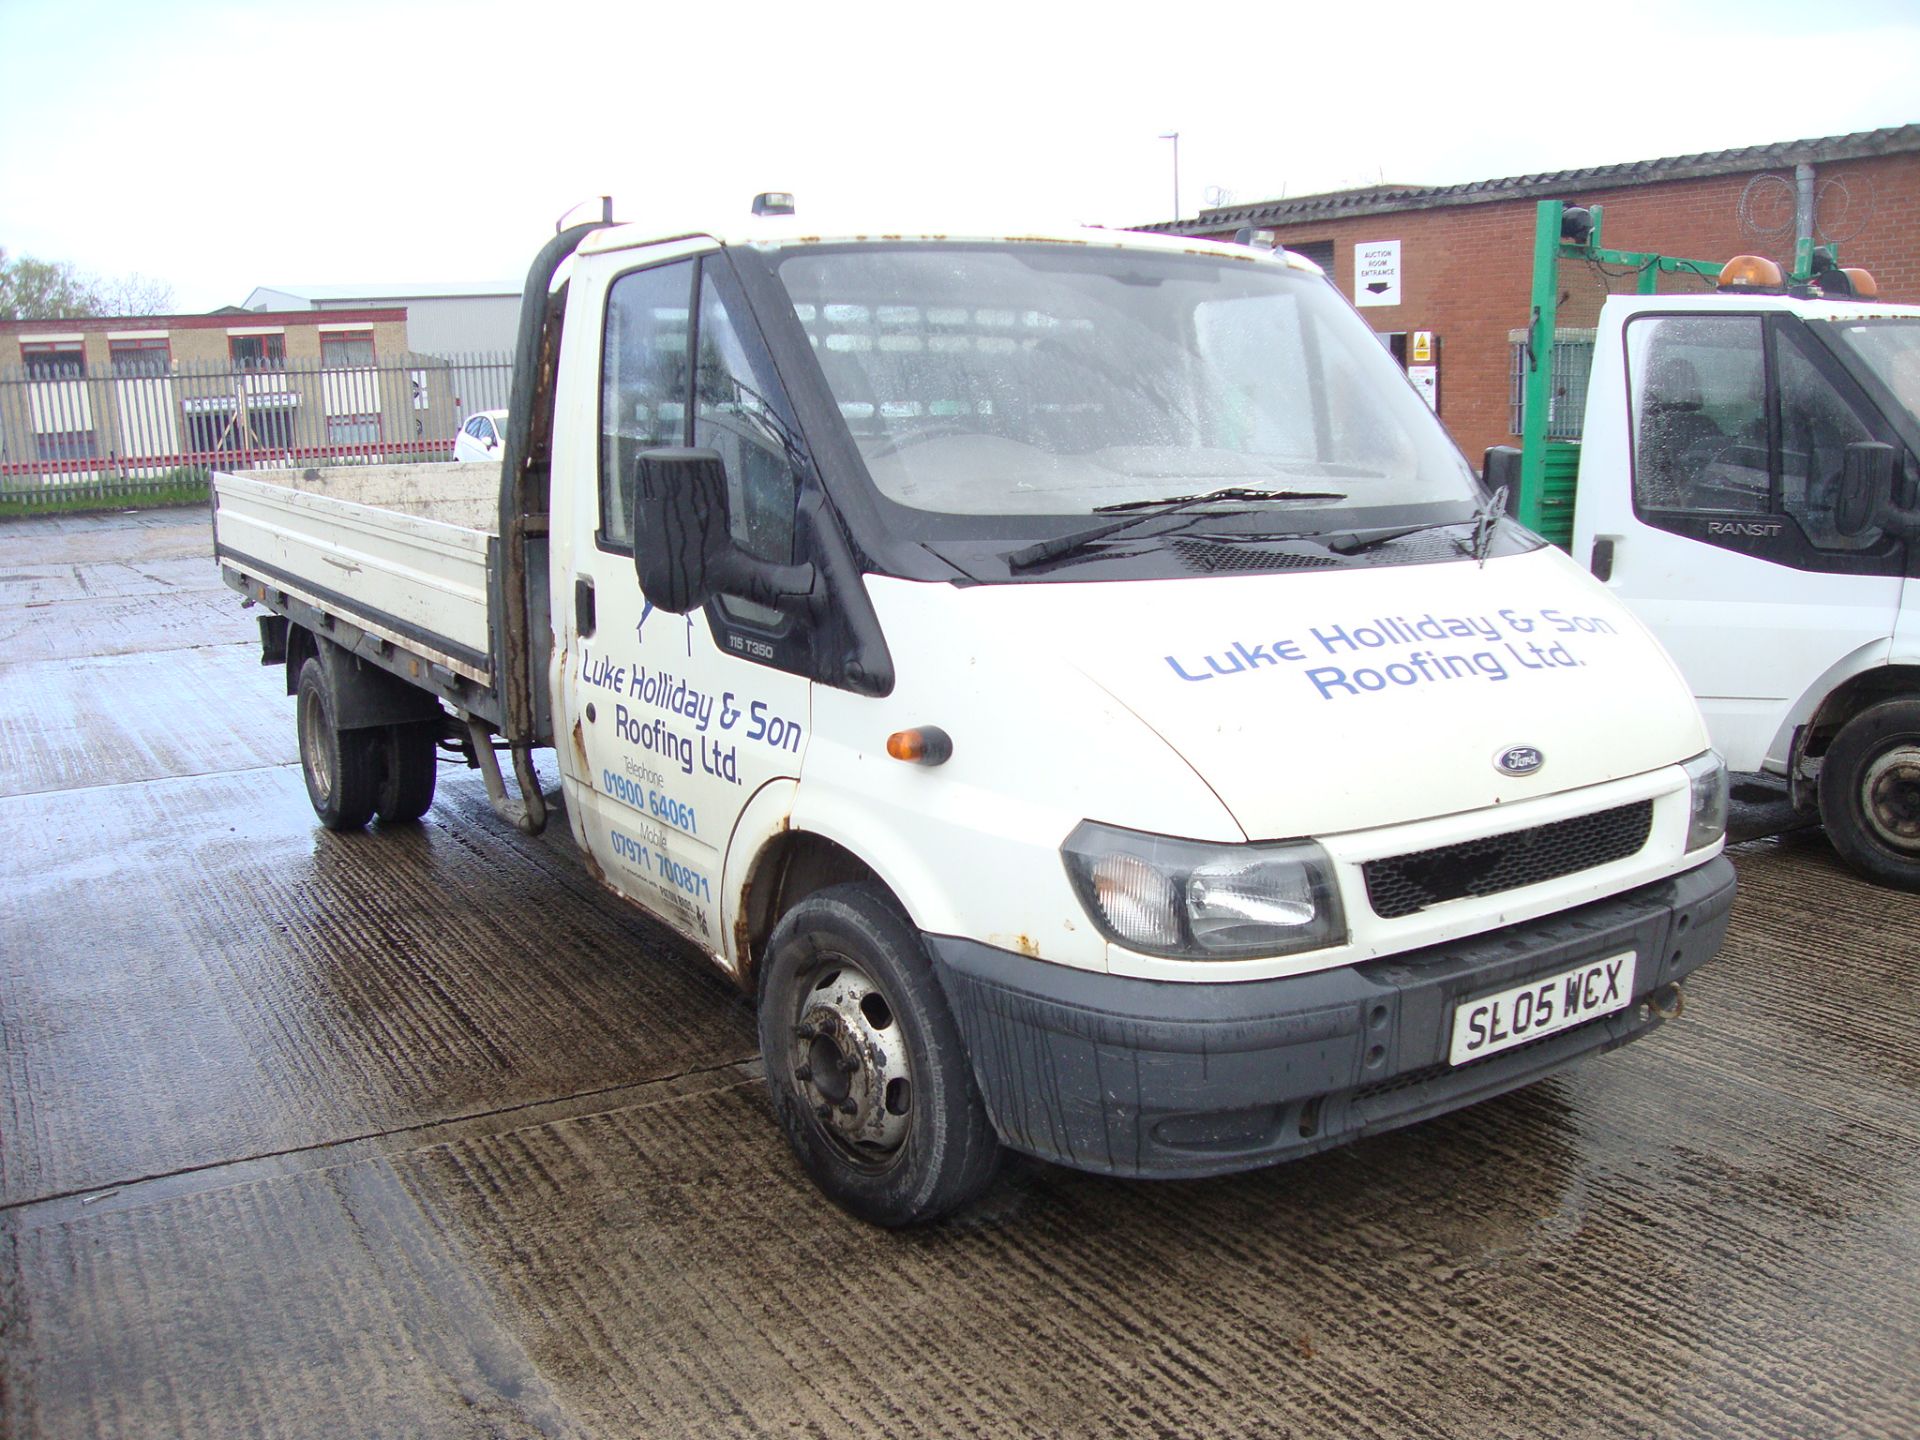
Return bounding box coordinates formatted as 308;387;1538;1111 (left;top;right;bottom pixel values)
1448;951;1638;1066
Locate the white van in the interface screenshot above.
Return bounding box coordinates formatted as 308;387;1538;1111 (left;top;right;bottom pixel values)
213;210;1736;1224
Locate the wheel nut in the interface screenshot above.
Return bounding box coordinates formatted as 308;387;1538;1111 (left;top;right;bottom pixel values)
838;1099;859;1115
795;1023;817;1041
837;1055;859;1075
815;1103;832;1120
794;1064;812;1083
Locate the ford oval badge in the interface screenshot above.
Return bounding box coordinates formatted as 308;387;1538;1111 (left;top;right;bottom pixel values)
1496;745;1545;777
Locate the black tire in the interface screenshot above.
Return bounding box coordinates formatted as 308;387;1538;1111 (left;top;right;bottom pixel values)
757;882;1000;1226
1818;697;1920;891
375;721;439;823
295;658;377;831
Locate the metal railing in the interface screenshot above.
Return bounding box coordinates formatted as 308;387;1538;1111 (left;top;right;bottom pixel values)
0;351;513;507
1508;328;1595;441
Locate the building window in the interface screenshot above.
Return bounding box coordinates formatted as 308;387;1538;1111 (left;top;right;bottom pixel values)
327;414;381;446
321;330;375;367
229;334;286;370
1289;239;1336;272
185;408;295;455
109;338;171;376
36;430;98;461
20;341;86;378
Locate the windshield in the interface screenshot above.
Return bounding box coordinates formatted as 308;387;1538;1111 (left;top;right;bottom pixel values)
770;243;1477;525
1828;318;1920;421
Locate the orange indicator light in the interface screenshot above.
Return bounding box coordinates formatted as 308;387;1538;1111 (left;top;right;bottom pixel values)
886;727;953;765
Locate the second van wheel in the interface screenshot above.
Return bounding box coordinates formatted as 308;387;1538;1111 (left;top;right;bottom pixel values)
757;882;1000;1226
295;658;377;831
376;721;439;823
1818;697;1920;891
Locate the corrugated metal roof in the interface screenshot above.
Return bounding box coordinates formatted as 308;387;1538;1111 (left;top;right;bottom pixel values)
1138;123;1920;233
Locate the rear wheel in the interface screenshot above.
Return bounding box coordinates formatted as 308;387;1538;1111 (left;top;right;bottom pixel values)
757;883;1000;1226
1818;697;1920;891
295;658;377;831
375;722;439;823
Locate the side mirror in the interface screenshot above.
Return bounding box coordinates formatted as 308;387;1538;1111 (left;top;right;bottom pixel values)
1834;441;1896;538
631;447;815;614
1483;445;1523;517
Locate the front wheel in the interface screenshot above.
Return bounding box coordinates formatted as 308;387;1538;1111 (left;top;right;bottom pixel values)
1818;697;1920;890
757;883;1000;1226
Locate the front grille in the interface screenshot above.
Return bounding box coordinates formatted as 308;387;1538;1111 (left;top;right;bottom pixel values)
1363;800;1654;919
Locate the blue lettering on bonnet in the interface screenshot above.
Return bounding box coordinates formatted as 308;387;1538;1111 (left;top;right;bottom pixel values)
1163;606;1619;701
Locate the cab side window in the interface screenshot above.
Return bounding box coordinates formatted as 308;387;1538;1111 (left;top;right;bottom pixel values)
694;268;803;625
1776;332;1880;549
1628;315;1768;515
600;260;694;547
695;271;800;564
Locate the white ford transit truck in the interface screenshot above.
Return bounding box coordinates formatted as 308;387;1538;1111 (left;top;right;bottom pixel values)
212;206;1736;1224
1503;199;1920;890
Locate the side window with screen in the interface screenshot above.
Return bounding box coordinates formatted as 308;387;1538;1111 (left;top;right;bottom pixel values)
694;268;803;625
600;260;694;547
1628;315;1768;514
1776;332;1881;550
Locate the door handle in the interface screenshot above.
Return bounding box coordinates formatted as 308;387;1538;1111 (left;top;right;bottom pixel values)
575;576;597;637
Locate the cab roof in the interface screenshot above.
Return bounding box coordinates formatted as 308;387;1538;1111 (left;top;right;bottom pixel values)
574;212;1320;272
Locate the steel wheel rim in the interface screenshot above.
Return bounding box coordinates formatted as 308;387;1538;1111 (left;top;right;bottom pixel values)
1860;743;1920;852
299;687;333;800
787;955;914;1170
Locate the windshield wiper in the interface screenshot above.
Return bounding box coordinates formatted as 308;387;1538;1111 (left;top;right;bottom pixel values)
1320;489;1510;560
1323;520;1458;556
1006;487;1345;571
1008;487;1346;570
1473;484;1510;566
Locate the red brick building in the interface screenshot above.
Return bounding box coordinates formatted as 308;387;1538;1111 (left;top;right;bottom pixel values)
1147;125;1920;465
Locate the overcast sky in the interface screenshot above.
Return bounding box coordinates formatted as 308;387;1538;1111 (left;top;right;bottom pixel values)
3;0;1917;314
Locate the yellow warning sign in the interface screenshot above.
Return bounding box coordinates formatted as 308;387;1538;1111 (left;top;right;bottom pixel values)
1411;330;1433;363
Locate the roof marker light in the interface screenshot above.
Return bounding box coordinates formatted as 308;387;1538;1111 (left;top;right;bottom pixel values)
752;192;796;217
1718;255;1785;291
1831;267;1880;299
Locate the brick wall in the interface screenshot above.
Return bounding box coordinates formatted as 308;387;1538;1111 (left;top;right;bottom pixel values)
1191;151;1920;465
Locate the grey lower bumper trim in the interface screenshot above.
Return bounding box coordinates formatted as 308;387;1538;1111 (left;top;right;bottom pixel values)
926;857;1736;1179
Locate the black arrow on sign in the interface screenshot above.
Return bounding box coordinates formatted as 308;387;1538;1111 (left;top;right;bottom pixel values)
1366;281;1391;294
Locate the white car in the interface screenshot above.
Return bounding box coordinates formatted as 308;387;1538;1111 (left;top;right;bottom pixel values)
453;409;509;463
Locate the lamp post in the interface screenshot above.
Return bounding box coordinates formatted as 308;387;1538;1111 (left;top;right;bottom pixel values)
1159;132;1180;223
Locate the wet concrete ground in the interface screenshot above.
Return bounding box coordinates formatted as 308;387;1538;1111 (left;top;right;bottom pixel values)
2;507;1916;1439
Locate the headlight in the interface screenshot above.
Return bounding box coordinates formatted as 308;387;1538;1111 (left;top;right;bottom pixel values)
1682;750;1728;852
1061;821;1347;959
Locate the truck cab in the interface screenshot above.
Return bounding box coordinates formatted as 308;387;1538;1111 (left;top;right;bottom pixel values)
541;214;1733;1219
1512;201;1920;888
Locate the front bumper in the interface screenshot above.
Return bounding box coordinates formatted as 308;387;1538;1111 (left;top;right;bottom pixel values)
927;856;1736;1178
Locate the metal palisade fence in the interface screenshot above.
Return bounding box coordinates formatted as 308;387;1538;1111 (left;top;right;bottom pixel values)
0;351;513;508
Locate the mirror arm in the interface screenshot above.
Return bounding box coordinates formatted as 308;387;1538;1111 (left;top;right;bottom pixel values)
712;553;817;608
1877;500;1920;539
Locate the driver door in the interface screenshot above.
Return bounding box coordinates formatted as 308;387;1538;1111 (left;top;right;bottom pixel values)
1584;312;1906;771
